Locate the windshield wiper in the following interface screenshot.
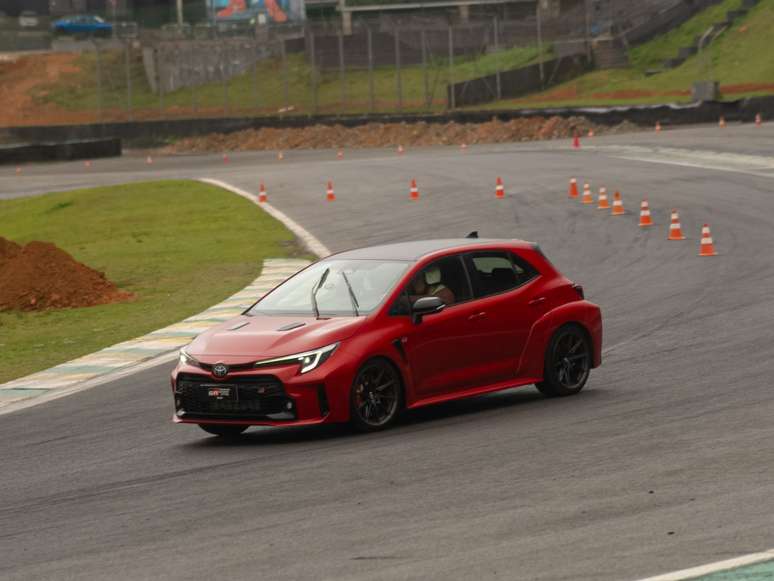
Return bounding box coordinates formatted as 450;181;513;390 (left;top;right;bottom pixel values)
340;271;360;317
311;267;330;319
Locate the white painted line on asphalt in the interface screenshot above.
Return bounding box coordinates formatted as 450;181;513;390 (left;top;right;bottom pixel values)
198;177;330;259
636;549;774;581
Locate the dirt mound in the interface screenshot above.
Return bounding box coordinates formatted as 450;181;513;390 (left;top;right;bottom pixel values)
164;115;638;153
0;238;132;311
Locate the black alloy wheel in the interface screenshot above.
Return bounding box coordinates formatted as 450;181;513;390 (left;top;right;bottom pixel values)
536;324;591;397
350;359;402;432
198;424;248;438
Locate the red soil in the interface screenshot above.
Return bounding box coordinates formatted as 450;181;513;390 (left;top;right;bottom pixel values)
0;237;132;311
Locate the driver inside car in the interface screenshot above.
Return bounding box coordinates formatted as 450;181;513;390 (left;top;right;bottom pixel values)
408;265;455;305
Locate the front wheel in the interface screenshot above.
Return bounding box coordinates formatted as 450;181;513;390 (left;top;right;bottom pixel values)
198;424;247;438
536;324;591;397
350;359;403;432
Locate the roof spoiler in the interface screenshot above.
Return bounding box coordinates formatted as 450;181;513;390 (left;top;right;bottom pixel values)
465;231;479;239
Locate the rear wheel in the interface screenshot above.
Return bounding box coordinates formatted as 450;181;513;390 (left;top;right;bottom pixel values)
350;359;402;432
536;324;591;397
198;424;247;438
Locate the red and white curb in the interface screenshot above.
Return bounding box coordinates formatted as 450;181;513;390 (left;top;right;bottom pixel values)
0;178;329;416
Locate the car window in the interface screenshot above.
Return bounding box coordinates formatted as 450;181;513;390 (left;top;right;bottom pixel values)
406;255;472;307
466;251;536;298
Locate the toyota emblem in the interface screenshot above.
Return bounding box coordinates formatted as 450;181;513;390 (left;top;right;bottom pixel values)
212;363;229;378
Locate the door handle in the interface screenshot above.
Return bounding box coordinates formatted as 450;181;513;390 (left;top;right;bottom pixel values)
528;297;546;306
468;311;487;321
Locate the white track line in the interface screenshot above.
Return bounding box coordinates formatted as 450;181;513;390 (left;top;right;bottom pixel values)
199;178;330;258
637;549;774;581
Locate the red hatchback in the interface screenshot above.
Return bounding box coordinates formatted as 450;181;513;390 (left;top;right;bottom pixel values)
172;238;602;436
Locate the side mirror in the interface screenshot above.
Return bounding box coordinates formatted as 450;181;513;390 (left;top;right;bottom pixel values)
412;296;445;324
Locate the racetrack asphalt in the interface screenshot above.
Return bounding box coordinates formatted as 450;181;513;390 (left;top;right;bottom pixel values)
1;124;773;580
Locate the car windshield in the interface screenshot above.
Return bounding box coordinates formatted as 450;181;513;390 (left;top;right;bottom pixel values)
248;259;409;317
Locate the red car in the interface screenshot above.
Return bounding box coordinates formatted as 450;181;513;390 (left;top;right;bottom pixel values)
172;238;602;437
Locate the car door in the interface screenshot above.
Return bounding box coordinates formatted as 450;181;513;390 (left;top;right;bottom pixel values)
462;251;542;384
398;254;485;397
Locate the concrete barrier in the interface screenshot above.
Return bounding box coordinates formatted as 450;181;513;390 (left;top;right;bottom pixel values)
0;138;122;165
1;96;773;148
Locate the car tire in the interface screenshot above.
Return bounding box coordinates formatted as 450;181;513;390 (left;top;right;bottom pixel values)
349;358;403;432
536;323;592;398
198;424;247;438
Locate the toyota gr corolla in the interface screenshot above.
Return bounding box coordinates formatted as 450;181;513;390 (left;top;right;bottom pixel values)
172;239;602;436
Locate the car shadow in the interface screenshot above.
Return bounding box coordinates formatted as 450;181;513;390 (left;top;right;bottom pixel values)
183;385;604;448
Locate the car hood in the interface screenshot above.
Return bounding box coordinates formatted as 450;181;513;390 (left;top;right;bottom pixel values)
185;315;366;362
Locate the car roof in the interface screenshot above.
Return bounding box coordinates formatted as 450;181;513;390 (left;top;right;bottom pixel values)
330;238;535;261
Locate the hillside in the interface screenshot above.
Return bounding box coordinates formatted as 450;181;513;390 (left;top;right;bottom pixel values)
486;0;774;109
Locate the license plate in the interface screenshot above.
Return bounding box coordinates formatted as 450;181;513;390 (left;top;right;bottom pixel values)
201;384;236;400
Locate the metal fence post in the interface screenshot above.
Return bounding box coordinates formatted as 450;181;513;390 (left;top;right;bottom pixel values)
281;40;289;112
338;30;346;109
253;39;260;111
309;30;318;115
395;29;402;111
124;41;133;120
367;27;374;113
536;1;545;86
222;45;230;116
158;48;165;117
448;25;455;110
94;41;103;123
493;17;501;101
421;29;430;109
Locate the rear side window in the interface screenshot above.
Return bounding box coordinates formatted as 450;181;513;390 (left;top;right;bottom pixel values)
466;251;537;298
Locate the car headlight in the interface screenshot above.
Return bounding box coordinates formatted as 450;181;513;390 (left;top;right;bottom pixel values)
253;342;339;374
179;348;200;368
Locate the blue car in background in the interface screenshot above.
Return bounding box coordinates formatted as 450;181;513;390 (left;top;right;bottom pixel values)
53;15;113;37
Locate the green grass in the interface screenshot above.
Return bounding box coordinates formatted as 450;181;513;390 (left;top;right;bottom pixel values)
33;44;549;116
0;180;304;383
483;0;774;109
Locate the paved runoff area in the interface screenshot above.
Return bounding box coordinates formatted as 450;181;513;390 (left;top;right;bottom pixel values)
0;259;309;413
1;123;774;581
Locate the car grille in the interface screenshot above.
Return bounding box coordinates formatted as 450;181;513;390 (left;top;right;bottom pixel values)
174;373;294;420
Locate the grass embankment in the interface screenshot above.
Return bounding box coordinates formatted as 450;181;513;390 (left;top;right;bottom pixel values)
484;0;774;109
34;44;547;117
0;180;303;383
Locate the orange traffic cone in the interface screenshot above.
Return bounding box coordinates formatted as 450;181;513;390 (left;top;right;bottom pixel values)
84;160;92;168
146;155;153;165
587;128;595;138
597;187;610;209
495;177;505;199
397;145;405;155
277;151;284;161
698;224;717;256
223;152;230;163
409;179;420;200
337;149;344;159
638;199;653;227
668;209;686;240
755;113;762;127
326;180;336;202
611;191;625;215
461;143;468;151
568;178;579;199
15;166;21;175
655;121;662;132
581;183;594;204
719;116;726;128
572;134;580;149
258;182;268;203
